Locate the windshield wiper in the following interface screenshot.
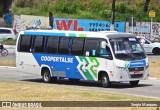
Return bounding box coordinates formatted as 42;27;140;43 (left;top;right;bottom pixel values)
125;53;136;60
115;53;135;60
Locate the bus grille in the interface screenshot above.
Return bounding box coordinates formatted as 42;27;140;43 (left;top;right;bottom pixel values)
128;67;144;72
130;74;143;78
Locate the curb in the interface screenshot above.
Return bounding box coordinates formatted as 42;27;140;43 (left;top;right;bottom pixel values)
0;66;16;69
149;77;157;80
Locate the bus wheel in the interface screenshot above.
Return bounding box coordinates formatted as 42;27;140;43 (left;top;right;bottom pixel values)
129;80;139;87
42;69;52;83
100;74;110;88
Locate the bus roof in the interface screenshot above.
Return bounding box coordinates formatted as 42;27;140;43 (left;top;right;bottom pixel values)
20;29;135;39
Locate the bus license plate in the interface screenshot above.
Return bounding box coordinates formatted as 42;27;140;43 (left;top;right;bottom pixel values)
134;71;140;75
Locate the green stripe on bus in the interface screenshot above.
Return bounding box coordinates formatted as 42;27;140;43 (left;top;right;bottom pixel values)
69;33;76;37
89;57;100;78
78;56;94;80
79;34;87;37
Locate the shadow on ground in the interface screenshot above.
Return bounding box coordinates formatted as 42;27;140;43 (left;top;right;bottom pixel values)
20;78;152;89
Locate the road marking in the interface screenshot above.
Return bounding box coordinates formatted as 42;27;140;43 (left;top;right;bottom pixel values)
0;66;16;69
149;77;157;80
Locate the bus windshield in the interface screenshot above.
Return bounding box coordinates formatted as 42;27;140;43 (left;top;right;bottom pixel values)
109;37;146;60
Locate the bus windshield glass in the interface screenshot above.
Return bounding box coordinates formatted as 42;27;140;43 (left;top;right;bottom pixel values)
109;37;146;60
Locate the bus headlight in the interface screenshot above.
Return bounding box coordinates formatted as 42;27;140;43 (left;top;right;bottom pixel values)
116;66;126;71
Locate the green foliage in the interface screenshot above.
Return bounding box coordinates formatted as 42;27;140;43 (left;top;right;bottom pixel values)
135;0;144;5
149;4;156;10
0;39;16;45
38;4;48;12
77;10;102;20
14;0;26;7
135;10;149;22
53;0;82;14
15;0;34;8
116;2;129;14
89;0;105;13
13;0;160;22
101;9;112;20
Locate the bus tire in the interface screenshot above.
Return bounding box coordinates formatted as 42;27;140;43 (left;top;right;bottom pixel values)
42;69;52;83
129;80;139;86
100;73;111;88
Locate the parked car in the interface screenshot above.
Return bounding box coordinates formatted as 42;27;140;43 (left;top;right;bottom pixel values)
137;36;160;55
0;27;16;40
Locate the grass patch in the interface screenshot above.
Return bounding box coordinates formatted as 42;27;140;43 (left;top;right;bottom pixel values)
0;81;158;101
0;81;159;110
0;59;16;67
149;59;160;79
0;39;16;45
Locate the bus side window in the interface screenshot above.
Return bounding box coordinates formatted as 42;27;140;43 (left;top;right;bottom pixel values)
47;36;59;53
71;37;84;56
85;38;100;57
99;45;111;58
58;37;70;54
19;35;32;52
34;36;45;53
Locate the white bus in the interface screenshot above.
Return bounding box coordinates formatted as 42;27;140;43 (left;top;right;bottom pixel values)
16;29;149;87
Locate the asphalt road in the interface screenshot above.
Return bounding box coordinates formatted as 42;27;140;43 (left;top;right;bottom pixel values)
0;67;160;99
0;54;160;99
147;54;160;60
0;53;15;60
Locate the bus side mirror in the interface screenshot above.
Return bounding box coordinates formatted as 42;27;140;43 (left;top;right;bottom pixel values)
106;55;113;60
100;41;108;49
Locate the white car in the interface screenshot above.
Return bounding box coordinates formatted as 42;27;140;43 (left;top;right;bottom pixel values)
137;36;160;55
0;27;16;40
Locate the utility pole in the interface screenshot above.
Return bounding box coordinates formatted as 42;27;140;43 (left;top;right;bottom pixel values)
144;0;150;12
110;0;115;31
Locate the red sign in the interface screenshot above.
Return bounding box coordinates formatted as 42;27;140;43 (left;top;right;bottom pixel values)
56;20;84;31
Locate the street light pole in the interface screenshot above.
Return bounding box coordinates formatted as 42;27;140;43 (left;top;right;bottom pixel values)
110;0;115;31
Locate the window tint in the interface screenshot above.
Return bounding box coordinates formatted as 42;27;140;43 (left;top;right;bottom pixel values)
59;37;70;54
19;35;32;52
34;36;45;53
0;29;12;34
145;40;150;44
71;37;84;56
85;38;101;57
47;37;59;53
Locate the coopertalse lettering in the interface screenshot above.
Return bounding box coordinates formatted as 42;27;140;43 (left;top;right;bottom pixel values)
41;56;73;63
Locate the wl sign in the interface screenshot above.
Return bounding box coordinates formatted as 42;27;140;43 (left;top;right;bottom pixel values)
53;18;125;32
